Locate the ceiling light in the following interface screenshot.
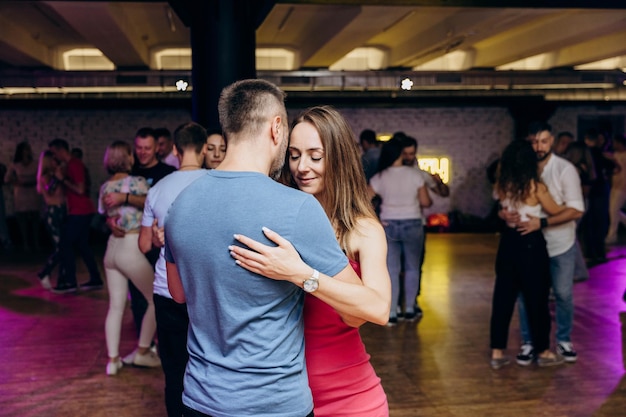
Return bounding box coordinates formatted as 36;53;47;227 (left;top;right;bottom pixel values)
401;78;414;90
176;79;188;91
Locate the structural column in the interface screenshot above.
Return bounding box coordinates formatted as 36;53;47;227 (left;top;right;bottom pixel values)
508;99;557;139
188;0;262;130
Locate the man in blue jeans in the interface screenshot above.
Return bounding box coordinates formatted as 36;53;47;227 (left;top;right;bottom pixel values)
503;123;585;365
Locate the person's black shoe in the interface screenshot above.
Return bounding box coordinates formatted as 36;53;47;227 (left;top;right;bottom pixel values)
51;282;78;294
80;280;104;291
404;307;423;321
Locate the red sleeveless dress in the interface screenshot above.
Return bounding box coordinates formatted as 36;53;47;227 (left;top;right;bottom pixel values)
304;259;389;416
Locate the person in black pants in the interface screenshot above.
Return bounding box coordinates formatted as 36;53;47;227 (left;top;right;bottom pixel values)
489;139;565;369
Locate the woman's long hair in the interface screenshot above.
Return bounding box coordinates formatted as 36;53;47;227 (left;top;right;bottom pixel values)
495;139;539;203
375;136;404;174
13;141;33;164
283;105;377;253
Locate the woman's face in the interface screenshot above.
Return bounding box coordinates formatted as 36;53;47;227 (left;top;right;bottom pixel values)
205;134;226;169
288;122;326;197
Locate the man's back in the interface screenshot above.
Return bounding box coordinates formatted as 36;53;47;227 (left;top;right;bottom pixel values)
165;170;347;417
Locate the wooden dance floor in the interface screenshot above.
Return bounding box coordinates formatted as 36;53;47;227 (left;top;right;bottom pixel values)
1;233;625;417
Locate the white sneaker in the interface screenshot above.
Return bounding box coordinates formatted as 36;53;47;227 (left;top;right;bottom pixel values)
106;359;123;376
40;275;52;290
121;348;138;365
133;350;161;368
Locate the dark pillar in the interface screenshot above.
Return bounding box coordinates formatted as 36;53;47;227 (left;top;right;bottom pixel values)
508;99;557;139
189;0;257;130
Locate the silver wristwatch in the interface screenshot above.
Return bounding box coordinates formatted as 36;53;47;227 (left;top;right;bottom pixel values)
303;269;320;293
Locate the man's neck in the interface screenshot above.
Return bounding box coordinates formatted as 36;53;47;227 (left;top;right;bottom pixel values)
178;155;202;170
141;159;158;169
537;152;552;174
217;142;272;175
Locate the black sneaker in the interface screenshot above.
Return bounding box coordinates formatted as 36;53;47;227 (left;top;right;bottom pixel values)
52;282;78;294
556;342;577;363
386;317;398;327
516;343;535;366
404;307;423;321
396;305;404;321
80;280;104;291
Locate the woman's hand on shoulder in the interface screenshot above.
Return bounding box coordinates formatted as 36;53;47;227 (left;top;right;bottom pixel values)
229;227;309;284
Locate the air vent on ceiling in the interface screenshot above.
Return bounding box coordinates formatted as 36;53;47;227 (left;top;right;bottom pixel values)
435;74;462;83
116;75;147;85
580;73;606;82
280;76;311;85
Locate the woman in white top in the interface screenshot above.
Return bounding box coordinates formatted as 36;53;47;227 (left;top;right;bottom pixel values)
490;139;565;369
369;136;432;325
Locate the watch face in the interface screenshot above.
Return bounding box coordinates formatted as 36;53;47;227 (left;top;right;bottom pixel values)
303;278;319;293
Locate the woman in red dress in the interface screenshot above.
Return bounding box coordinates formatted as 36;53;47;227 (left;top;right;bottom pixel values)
230;106;391;416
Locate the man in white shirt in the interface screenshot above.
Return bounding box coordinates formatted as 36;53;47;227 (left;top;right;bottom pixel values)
156;127;180;169
503;123;585;365
138;122;208;417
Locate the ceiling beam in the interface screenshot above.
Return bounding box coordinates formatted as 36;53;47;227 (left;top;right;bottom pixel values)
388;8;510;67
473;10;626;68
45;1;150;68
276;0;626;8
305;6;414;67
0;12;56;68
554;30;626;68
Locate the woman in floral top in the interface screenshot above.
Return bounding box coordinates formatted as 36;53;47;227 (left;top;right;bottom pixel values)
98;140;161;376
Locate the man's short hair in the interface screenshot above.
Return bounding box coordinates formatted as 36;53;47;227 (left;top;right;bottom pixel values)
154;127;171;141
530;121;551;135
585;128;599;142
218;79;286;140
48;138;69;151
135;127;155;139
71;147;83;159
557;131;574;140
402;135;418;150
173;122;208;155
359;129;377;145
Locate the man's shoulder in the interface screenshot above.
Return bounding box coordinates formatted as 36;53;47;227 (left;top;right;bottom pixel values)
68;157;84;169
149;170;207;204
547;154;577;175
155;161;177;174
154;169;206;187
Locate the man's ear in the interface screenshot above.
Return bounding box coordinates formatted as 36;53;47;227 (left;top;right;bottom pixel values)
270;115;282;144
200;143;208;156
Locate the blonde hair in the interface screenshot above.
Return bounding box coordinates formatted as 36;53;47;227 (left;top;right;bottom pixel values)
286;106;377;255
104;140;133;174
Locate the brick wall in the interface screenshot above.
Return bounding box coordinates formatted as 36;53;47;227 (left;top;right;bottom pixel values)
1;103;625;223
0;108;190;215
